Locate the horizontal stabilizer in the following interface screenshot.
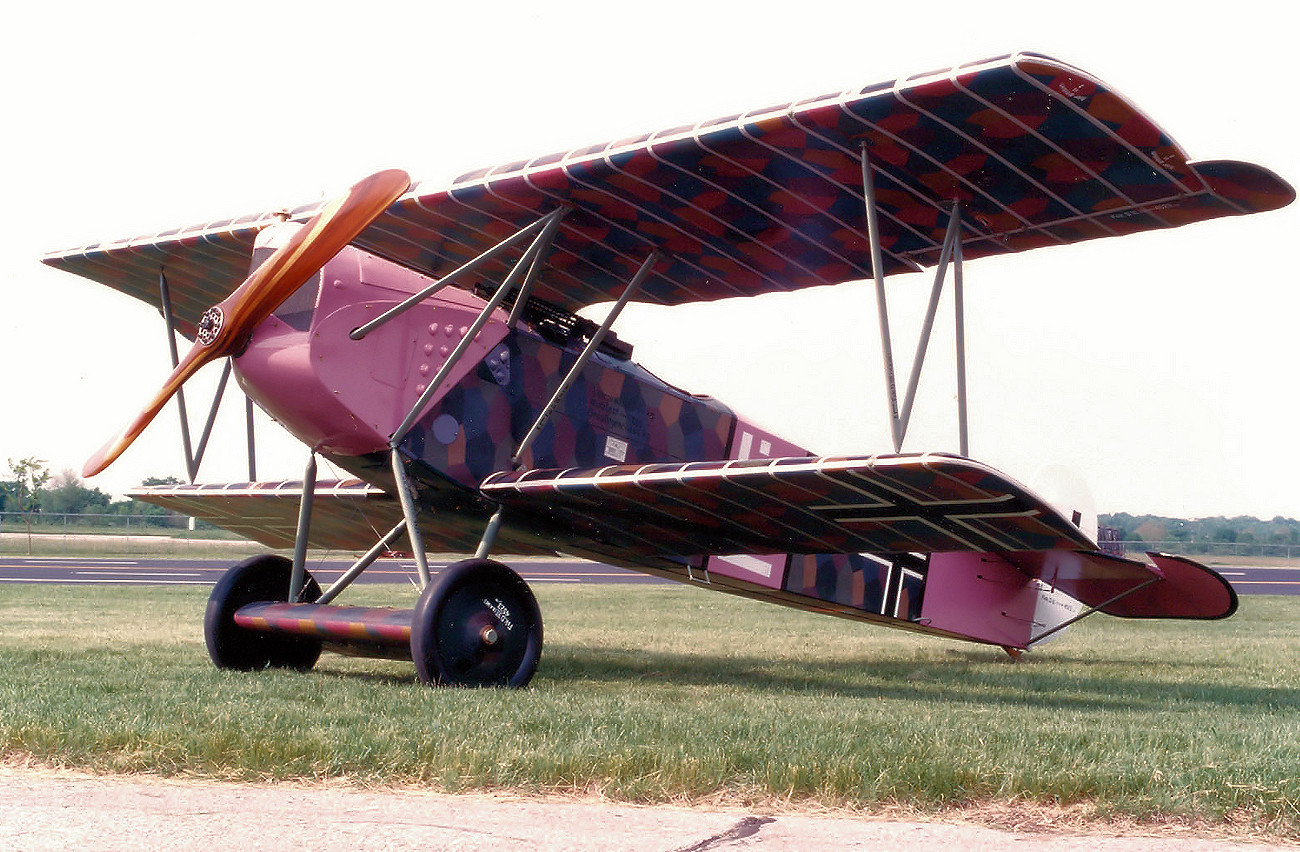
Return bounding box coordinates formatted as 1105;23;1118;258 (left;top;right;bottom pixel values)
922;548;1236;648
1105;552;1237;619
1009;549;1237;620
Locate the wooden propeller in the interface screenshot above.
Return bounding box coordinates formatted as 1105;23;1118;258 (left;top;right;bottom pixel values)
83;168;411;477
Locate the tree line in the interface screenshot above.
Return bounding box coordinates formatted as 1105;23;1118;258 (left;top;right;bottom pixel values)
2;457;184;524
1101;512;1300;546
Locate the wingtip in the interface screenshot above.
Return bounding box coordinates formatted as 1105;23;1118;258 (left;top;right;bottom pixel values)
1192;159;1296;214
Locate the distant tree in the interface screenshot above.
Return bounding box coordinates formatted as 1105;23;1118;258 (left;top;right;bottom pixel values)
1136;520;1167;542
1101;512;1300;554
5;457;50;555
108;475;188;527
1166;519;1192;542
41;469;112;516
1270;529;1299;545
1212;527;1238;544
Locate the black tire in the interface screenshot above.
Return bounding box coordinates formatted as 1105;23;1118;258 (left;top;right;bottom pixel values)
205;554;323;672
410;558;543;688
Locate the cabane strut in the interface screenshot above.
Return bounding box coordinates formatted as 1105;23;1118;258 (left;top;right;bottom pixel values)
283;207;587;596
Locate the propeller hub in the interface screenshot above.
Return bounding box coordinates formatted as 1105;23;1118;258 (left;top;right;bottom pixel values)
196;306;225;346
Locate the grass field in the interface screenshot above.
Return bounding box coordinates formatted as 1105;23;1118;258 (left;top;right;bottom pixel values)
2;581;1298;838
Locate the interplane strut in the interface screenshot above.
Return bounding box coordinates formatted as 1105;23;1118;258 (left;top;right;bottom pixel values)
158;270;256;482
859;147;970;456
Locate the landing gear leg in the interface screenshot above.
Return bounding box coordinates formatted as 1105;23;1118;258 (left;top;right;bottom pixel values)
410;558;543;688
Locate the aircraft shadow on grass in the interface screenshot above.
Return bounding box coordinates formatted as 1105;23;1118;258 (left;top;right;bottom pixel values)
275;638;1300;715
537;645;1300;714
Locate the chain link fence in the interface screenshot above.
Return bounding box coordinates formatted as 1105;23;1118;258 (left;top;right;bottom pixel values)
1113;540;1300;560
0;511;261;557
1;511;197;532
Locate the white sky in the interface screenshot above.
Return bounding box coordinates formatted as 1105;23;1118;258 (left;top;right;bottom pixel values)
4;1;1297;520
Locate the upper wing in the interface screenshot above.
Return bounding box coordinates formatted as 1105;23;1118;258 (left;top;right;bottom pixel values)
45;215;276;340
480;453;1097;556
45;52;1293;327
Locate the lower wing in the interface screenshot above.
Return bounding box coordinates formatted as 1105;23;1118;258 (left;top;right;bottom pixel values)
482;454;1236;622
481;453;1098;556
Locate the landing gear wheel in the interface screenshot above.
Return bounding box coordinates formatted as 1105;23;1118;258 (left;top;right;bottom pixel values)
205;554;323;672
410;558;543;688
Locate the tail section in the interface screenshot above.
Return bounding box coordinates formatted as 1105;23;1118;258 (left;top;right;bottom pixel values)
921;547;1237;651
920;552;1084;649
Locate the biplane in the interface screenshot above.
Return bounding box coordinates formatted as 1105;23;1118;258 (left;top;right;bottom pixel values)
43;52;1292;687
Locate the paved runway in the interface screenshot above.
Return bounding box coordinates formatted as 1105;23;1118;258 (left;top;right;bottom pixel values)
0;554;660;587
1205;563;1300;595
0;555;662;587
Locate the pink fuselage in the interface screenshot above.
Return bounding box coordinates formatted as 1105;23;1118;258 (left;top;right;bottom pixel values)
234;243;781;487
230;240;1074;648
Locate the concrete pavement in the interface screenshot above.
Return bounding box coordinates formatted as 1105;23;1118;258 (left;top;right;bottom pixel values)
0;767;1289;852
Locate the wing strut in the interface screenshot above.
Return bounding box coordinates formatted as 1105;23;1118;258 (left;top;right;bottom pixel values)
1026;576;1162;646
158;270;257;482
244;397;258;481
953;226;968;458
511;251;662;468
860;145;902;448
859;147;970;456
384;209;568;447
479;250;661;560
350;207;567;341
377;208;571;582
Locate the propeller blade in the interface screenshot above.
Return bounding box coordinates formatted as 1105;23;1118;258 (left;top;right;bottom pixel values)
83;345;208;478
83;168;411;477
